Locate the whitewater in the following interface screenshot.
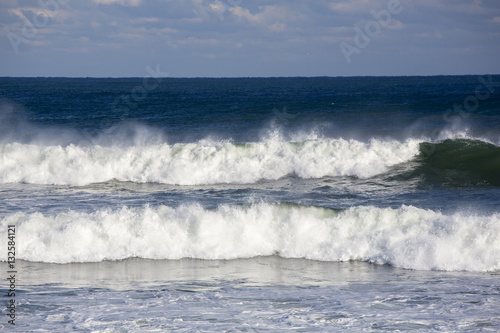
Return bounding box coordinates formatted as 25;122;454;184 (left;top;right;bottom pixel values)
0;138;422;185
2;203;499;272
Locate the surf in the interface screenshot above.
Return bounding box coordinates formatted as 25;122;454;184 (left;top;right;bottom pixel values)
0;138;421;185
2;203;499;272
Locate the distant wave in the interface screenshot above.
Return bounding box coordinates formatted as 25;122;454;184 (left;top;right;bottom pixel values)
1;203;499;272
0;138;421;185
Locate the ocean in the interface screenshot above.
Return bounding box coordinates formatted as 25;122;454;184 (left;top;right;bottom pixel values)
1;76;499;331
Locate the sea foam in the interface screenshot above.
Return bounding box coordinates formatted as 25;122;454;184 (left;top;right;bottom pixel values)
2;203;499;272
0;138;421;185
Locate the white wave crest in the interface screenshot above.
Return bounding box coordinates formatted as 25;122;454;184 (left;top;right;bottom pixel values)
0;138;421;185
1;204;499;272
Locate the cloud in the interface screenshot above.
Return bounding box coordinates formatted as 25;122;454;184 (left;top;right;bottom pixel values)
92;0;142;6
131;17;160;23
330;0;384;13
9;7;58;21
0;0;499;77
268;23;285;33
229;5;302;32
387;19;405;30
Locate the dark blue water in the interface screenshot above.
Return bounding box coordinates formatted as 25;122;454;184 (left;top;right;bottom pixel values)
2;76;499;141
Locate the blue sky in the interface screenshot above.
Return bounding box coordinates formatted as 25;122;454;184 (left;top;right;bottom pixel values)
1;0;499;77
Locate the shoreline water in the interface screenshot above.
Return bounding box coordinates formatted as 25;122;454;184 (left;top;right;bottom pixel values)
6;257;500;332
15;256;500;287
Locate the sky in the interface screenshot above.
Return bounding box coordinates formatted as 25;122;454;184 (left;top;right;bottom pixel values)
0;0;499;77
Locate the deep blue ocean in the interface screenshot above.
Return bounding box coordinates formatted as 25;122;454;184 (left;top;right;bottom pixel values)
1;76;500;331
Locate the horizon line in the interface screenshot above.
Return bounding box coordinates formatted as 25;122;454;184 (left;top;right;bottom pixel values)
1;73;499;79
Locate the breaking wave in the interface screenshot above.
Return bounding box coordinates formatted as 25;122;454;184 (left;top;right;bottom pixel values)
0;138;420;185
2;133;499;187
415;139;500;186
1;203;499;272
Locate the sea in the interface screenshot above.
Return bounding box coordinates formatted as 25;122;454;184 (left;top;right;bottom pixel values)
1;75;500;332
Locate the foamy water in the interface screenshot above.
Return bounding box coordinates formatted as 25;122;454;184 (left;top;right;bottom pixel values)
0;138;421;185
2;203;498;271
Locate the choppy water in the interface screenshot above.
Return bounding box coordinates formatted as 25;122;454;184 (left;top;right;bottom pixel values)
1;76;499;331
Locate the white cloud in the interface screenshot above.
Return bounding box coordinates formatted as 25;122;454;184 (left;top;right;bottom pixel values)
9;7;58;22
231;5;299;25
110;32;145;39
269;23;285;32
132;17;160;24
209;0;227;15
229;5;303;32
387;19;405;30
92;0;142;6
330;0;384;13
